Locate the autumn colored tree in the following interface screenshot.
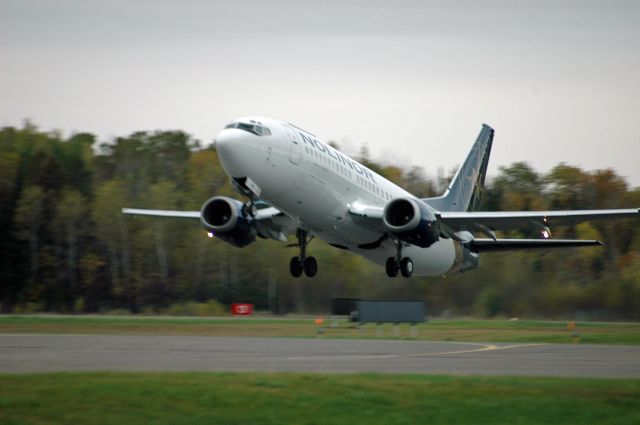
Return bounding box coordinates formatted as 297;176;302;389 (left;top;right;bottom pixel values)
0;121;638;319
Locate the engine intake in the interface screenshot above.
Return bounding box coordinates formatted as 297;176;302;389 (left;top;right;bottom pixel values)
383;198;440;248
200;196;256;247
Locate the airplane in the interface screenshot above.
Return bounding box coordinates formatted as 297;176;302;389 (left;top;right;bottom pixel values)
122;117;639;278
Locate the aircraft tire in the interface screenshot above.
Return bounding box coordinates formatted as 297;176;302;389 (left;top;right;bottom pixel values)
304;256;318;277
385;257;399;277
400;257;413;278
290;257;303;277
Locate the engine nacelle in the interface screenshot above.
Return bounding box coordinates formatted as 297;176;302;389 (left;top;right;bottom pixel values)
200;196;256;247
446;242;480;274
382;198;440;248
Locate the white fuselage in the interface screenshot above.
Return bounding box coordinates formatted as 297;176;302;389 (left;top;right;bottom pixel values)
215;116;458;276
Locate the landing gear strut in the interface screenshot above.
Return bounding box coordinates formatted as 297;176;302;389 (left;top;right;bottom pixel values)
242;202;257;218
241;195;258;218
289;229;317;278
386;237;413;278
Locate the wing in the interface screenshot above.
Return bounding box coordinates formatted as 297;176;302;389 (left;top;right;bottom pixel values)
121;206;283;220
437;208;640;238
121;205;292;242
121;208;201;218
348;201;637;250
348;202;385;233
470;238;603;252
253;208;295;242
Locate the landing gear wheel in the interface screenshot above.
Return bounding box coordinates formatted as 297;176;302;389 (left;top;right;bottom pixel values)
304;256;318;277
289;229;318;278
290;257;303;278
385;257;399;278
400;257;413;278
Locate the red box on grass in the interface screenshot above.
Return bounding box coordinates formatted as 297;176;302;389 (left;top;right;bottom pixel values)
231;303;253;315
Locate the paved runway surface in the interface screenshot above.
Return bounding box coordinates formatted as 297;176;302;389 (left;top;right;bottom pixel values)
1;334;639;378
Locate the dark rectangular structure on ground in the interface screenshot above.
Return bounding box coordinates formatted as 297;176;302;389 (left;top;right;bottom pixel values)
356;300;425;324
331;298;359;315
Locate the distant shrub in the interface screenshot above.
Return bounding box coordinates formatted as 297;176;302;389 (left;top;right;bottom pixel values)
13;302;43;314
163;300;227;317
73;298;86;313
101;308;135;316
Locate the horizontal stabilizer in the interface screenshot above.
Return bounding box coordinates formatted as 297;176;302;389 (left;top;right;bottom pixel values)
470;238;603;252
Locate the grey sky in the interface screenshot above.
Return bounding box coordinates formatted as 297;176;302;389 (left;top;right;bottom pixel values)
1;0;639;185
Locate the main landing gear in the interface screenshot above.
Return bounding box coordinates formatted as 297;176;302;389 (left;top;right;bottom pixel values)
289;229;318;278
386;238;413;278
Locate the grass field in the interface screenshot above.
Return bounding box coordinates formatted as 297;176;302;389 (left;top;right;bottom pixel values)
1;314;639;345
1;372;638;425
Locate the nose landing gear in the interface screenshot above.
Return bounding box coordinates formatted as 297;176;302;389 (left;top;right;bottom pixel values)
289;229;318;277
386;237;413;278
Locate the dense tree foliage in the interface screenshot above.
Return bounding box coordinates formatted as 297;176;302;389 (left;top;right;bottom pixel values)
1;122;639;319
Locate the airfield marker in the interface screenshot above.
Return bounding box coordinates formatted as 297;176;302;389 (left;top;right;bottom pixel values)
315;317;325;337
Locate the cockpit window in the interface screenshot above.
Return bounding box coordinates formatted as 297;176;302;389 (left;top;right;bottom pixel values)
225;122;272;136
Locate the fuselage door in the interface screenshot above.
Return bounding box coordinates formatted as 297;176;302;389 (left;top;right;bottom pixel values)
285;125;301;165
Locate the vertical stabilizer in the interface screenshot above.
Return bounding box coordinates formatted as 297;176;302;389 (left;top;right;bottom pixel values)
423;124;494;212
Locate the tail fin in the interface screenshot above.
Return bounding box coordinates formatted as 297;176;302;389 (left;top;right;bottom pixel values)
423;124;494;212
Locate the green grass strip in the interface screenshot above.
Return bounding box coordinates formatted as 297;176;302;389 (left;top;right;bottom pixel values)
2;315;640;345
1;372;638;425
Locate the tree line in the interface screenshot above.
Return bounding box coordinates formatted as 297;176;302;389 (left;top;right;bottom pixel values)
1;122;639;319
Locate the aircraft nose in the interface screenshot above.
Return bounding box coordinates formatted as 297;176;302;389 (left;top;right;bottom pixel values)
214;128;235;155
214;128;258;178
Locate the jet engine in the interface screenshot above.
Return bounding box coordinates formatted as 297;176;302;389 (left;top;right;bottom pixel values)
447;242;480;274
200;196;256;247
382;198;440;248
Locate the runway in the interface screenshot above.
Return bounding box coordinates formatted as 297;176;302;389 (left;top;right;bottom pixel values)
1;334;639;378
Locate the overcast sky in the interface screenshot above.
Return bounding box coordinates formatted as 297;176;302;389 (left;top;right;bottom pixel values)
1;0;639;185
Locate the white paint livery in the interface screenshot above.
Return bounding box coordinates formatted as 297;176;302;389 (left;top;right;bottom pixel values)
123;116;640;278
